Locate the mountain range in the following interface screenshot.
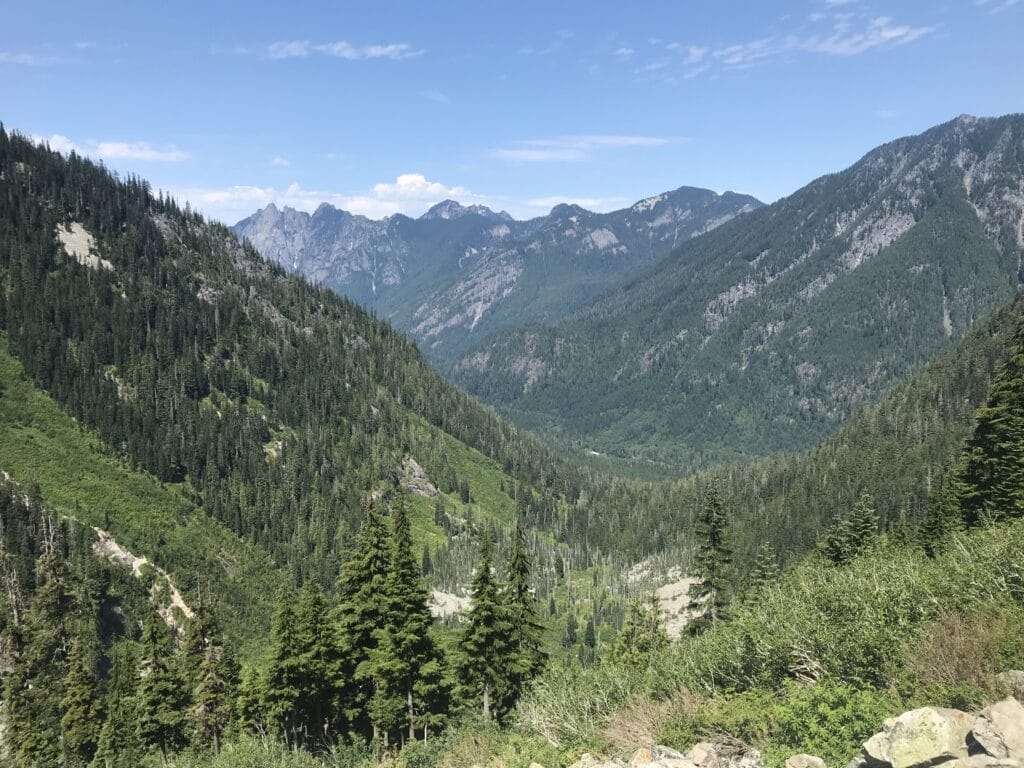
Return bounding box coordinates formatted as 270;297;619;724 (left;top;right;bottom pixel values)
233;186;762;362
455;114;1024;467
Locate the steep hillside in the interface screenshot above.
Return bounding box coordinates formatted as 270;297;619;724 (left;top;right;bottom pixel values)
0;128;647;595
456;114;1024;468
233;187;762;363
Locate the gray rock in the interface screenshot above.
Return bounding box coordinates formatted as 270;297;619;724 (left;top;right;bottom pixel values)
786;755;826;768
862;707;975;768
932;756;1021;768
970;698;1024;760
996;672;1024;701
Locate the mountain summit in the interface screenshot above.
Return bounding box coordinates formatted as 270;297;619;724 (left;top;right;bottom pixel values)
233;186;762;362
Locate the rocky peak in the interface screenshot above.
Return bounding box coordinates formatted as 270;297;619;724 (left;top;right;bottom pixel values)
421;199;503;221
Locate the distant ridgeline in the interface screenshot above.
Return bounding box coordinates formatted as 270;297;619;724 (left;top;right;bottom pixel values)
456;114;1024;470
233;187;762;364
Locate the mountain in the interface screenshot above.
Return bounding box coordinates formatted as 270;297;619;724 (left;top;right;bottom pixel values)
455;114;1024;468
233;186;763;362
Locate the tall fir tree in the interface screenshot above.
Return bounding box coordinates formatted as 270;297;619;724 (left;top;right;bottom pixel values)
457;530;514;721
263;584;304;744
294;581;337;747
181;602;238;754
687;485;732;629
136;612;188;764
502;517;547;711
333;502;392;740
956;312;1024;526
93;643;143;768
61;630;103;767
750;542;781;591
369;497;446;745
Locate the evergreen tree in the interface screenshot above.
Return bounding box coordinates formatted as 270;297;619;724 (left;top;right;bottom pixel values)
563;611;578;647
294;581;337;747
750;543;781;590
369;497;446;744
136;612;188;763
920;473;963;557
333;503;391;740
61;631;103;767
503;518;547;710
4;549;72;767
613;597;668;667
182;602;238;754
956;313;1024;526
93;643;142;768
687;485;733;628
457;530;514;721
823;492;879;565
263;584;304;744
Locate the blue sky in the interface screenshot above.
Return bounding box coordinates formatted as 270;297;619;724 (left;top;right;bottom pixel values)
2;0;1022;223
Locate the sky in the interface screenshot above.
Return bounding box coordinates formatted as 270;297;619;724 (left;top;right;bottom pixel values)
2;0;1022;224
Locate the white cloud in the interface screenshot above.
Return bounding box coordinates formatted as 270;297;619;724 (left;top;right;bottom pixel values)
419;89;451;104
271;156;291;167
614;47;635;57
628;10;935;82
492;134;676;163
266;40;423;60
0;51;58;65
803;16;935;56
976;0;1020;12
168;174;487;224
32;134;190;162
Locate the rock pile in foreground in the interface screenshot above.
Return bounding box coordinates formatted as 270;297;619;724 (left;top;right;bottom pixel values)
563;694;1024;768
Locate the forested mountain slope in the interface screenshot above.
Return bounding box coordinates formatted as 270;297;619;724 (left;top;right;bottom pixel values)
233;187;761;363
0;127;648;594
457;113;1024;468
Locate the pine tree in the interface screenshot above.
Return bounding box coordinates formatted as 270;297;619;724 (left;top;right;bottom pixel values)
4;549;72;767
263;584;304;744
369;497;446;744
687;485;732;628
182;602;237;754
613;597;668;667
136;612;188;763
563;611;578;647
750;542;781;590
823;492;879;565
94;643;143;768
503;517;547;710
956;313;1024;525
920;473;963;557
61;631;102;767
294;580;337;747
333;502;391;740
457;530;514;721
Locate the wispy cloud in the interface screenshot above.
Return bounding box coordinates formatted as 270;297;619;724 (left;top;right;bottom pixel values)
613;47;635;58
419;89;451;104
270;156;291;167
628;8;936;82
976;0;1020;13
171;174;486;223
266;40;423;60
32;134;190;162
0;51;59;65
491;134;676;163
518;29;574;56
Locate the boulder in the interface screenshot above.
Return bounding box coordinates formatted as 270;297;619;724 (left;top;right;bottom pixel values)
931;757;1021;768
688;743;719;767
863;707;975;768
652;746;689;761
970;698;1024;761
630;748;654;766
996;671;1024;700
786;755;827;768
